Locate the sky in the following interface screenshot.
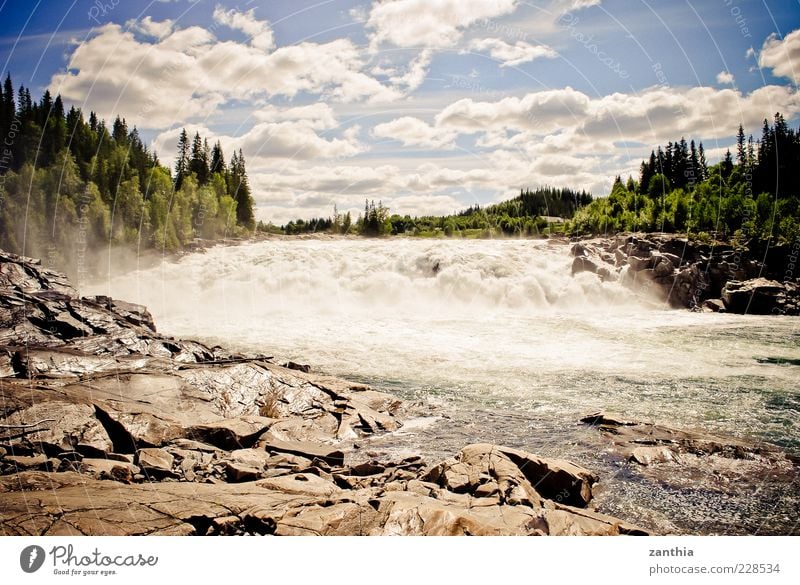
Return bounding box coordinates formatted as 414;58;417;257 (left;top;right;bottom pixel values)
1;0;800;224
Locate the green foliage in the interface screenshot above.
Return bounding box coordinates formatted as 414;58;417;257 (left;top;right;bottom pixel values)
567;114;800;242
0;73;256;264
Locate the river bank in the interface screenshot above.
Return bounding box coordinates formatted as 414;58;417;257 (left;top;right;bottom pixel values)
3;240;798;535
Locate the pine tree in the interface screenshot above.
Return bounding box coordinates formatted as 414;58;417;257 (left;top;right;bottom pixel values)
736;124;746;166
210;141;225;174
698;143;707;181
174;128;189;190
229;149;254;230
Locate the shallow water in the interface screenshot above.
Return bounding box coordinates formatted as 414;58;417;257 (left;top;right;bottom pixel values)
88;238;800;534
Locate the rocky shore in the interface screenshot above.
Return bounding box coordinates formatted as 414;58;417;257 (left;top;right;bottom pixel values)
1;245;797;535
570;233;800;314
0;249;648;535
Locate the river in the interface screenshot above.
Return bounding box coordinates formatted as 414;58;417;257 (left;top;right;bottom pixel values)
87;238;800;534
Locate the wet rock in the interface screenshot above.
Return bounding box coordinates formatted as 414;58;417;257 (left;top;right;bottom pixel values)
571;256;600;276
722;278;785;314
581;411;796;494
423;443;597;508
702;298;726;313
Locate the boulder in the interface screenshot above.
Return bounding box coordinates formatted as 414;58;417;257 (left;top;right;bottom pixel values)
136;448;175;477
257;434;345;467
702;298;726;313
722;278;785;314
78;458;139;483
423;443;597;508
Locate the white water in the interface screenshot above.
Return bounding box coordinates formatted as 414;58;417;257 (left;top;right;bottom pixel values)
89;238;800;532
89;238;800;447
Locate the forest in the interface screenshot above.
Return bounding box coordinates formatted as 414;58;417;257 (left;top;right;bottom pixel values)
1;69;798;256
281;187;591;237
0;74;255;269
566;114;800;243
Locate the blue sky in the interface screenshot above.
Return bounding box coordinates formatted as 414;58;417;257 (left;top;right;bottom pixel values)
1;0;800;222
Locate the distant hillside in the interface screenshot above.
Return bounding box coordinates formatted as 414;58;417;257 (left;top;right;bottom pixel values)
279;186;593;237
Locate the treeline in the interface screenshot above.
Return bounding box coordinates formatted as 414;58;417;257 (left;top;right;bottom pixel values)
567;113;800;242
0;73;255;269
281;187;588;238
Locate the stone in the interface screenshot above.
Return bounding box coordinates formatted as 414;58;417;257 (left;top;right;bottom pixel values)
187;417;275;450
702;298;726;313
257;434;345;467
4;454;51;471
571;256;599;275
136;448;175;477
722;278;785;314
424;443;596;508
78;459;139;482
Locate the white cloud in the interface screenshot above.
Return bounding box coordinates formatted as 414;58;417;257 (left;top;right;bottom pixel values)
434;85;800;144
467;38;557;67
212;5;275;51
759;29;800;85
128;16;174;39
390;49;433;91
373;116;457;148
152;111;365;165
50;23;404;128
436;87;591;133
253;103;339;129
366;0;519;49
716;71;734;85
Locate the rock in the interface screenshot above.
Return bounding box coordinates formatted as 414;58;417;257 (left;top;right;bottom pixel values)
582;412;796;498
423;443;597;508
78;458;139;482
136;448;175;478
627;255;653;272
571;256;600;276
187;416;275;450
630;446;676;466
722;278;785;314
223;449;272;482
702;298;726;313
283;361;311;373
257;434;345;467
257;473;342;498
4;454;51;471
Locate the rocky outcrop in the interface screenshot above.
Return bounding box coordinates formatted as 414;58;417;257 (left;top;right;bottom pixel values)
569;234;800;314
581;411;797;494
0;249;647;536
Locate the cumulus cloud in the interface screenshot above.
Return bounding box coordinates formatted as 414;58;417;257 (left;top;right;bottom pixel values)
467;38;557;67
50;23;403;128
152;109;365;165
759;29;800;84
212;5;275;51
434;85;800;143
716;71;734;85
366;0;519;49
373;116;458;148
128;16;174;39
